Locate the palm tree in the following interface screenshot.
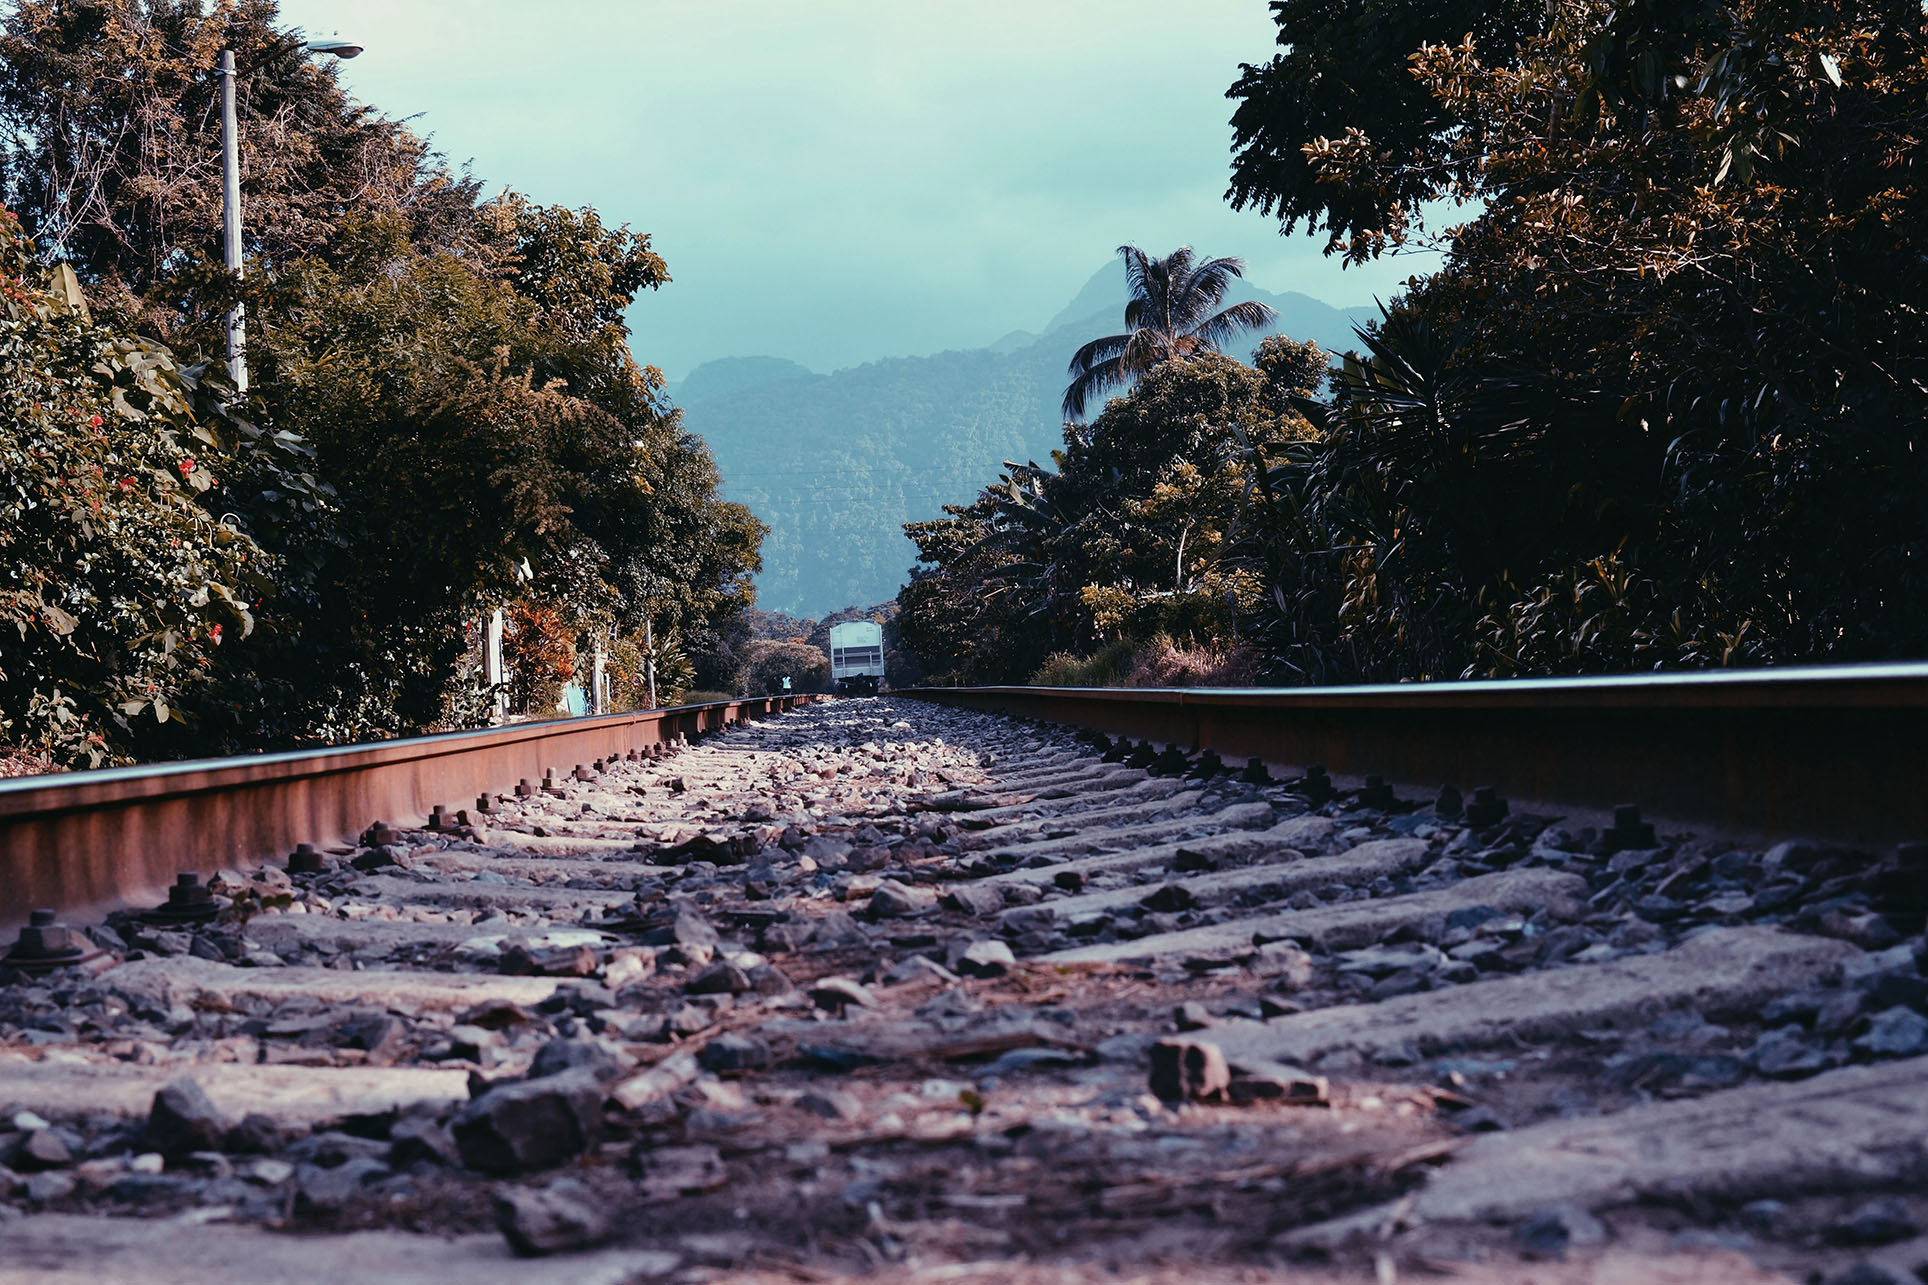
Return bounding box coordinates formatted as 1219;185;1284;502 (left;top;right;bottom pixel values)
1062;245;1279;421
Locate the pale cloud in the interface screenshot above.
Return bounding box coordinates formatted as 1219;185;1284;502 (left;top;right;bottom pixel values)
278;0;1430;378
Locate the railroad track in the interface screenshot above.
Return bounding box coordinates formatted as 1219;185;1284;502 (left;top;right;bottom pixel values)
1;692;1924;1283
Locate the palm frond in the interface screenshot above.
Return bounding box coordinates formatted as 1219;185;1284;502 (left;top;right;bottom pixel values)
1067;331;1131;377
1171;254;1247;324
1062;354;1130;420
1187;298;1278;353
1116;245;1153;311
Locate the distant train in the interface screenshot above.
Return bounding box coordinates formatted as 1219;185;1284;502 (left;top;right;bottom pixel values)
828;621;885;694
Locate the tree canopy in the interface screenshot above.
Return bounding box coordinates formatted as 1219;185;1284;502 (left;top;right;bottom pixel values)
0;0;766;764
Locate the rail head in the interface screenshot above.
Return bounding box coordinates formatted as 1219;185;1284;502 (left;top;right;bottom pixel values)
0;696;823;820
906;660;1928;712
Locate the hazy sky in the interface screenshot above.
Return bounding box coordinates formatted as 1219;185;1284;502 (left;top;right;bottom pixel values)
279;1;1432;380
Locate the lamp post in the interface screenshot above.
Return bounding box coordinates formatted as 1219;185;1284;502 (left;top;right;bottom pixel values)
219;33;363;393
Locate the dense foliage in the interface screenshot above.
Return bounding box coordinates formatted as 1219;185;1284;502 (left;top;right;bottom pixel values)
0;209;318;763
903;0;1928;685
0;0;763;763
897;347;1317;684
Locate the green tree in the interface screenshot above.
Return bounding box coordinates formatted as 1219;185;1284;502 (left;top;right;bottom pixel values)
0;0;478;341
1062;245;1279;420
1226;0;1928;674
0;2;769;753
900;351;1308;684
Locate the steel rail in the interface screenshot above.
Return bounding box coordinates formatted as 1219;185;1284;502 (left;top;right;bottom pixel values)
905;661;1928;848
0;696;819;929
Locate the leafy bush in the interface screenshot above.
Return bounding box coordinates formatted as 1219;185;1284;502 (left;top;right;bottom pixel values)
0;209;316;766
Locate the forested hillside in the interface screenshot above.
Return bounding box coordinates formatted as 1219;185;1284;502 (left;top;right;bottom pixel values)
678;263;1374;614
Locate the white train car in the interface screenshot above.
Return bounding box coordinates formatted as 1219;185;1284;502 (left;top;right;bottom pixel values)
828;621;885;694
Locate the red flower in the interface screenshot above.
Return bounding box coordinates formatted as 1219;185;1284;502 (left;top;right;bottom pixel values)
178;458;195;474
208;624;223;644
88;414;103;428
119;478;135;491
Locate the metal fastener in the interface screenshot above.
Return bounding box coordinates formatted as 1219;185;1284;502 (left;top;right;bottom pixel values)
3;909;105;973
142;873;219;925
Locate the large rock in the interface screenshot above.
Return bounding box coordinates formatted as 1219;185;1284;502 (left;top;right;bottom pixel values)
452;1067;603;1174
866;879;932;918
145;1079;226;1158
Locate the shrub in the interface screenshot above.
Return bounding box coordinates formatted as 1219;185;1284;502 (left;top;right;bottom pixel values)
0;210;301;766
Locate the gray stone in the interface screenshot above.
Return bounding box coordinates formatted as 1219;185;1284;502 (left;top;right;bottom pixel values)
287;1130;390;1168
145;1078;227;1158
1174;1002;1214;1031
1852;1006;1928;1059
941;885;1005;916
635;1144;727;1200
293;1156;388;1213
528;1037;627;1081
999;905;1057;935
954;939;1016;978
884;955;959;985
494;1179;612;1256
1515;1204;1606;1258
808;976;877;1013
452;1067;603;1174
795;1088;863;1121
16;1130;72;1170
698;1034;771;1074
388;1116;459;1168
684;961;751;995
1825;1197;1918;1246
867;878;932;918
1748;1026;1832;1078
23;1171;76;1203
224;1112;283;1155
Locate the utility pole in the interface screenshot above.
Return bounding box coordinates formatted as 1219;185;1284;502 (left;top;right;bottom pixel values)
219;50;246;392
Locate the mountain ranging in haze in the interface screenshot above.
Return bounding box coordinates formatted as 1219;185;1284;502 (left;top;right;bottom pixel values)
675;261;1377;616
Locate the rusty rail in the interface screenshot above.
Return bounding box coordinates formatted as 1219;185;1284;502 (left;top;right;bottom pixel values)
0;695;819;929
905;662;1928;848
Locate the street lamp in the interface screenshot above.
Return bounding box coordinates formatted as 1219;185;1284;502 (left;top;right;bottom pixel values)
218;32;364;393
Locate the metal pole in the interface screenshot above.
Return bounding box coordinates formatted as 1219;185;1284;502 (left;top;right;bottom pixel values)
219;50;246;393
644;619;658;710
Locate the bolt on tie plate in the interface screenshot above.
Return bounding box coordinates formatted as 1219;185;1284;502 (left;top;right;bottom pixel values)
3;908;107;973
1465;785;1510;828
141;873;220;926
